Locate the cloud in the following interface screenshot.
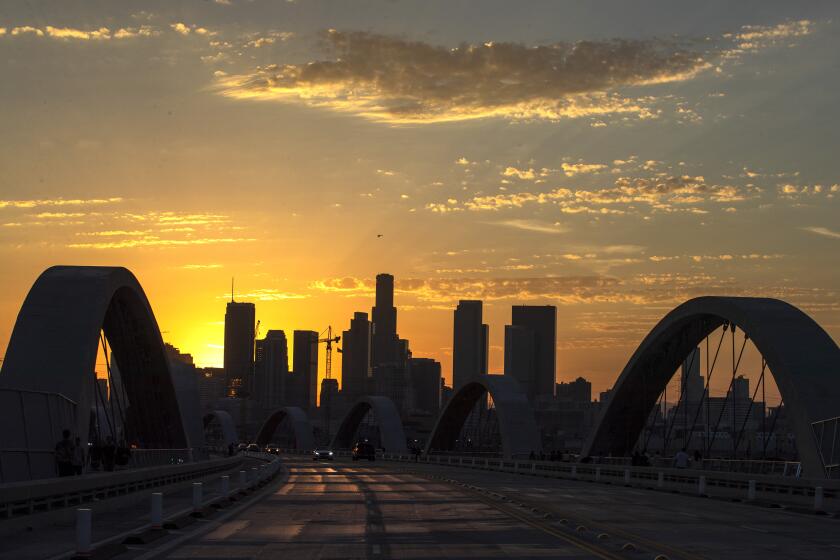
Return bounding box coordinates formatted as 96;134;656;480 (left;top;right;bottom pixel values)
217;30;711;124
225;289;307;301
182;264;223;269
562;162;607;176
0;197;123;209
727;20;812;51
802;226;840;239
493;219;566;234
170;22;192;35
45;26;110;40
502;166;537;180
10;26;44;36
67;237;255;249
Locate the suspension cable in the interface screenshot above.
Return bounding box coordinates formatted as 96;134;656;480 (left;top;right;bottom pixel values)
763;399;784;456
93;371;114;440
706;327;749;455
662;345;699;453
685;326;726;455
733;357;766;455
101;332;128;441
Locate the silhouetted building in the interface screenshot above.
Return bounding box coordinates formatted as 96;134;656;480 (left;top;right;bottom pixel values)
441;381;453;409
224;300;255;397
341;312;372;404
320;377;339;416
681;346;705;404
371;273;399;367
254;330;289;411
196;367;227;410
373;363;411;412
409;358;441;413
556;377;592;404
732;375;750;402
291;330;318;409
511;305;556;398
453;300;488;389
504;324;536;400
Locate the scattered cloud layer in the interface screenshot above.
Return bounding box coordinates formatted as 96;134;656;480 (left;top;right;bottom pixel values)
217;29;711;123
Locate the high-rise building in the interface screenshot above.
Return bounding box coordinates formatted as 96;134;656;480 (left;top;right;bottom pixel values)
504;324;536;399
254;330;289;411
371;273;399;367
556;377;592;404
732;375;750;402
409;357;442;413
341;312;372;404
511;305;556;398
681;346;705;403
453;300;488;389
223;300;255;397
292;330;318;409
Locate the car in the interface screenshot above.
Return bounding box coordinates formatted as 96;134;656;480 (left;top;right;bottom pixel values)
236;443;248;453
352;442;376;461
312;449;334;461
246;443;260;452
265;443;280;454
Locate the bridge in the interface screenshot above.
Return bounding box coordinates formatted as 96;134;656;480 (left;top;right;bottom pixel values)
0;266;838;557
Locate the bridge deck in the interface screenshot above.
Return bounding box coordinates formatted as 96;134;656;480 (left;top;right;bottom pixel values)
142;456;839;559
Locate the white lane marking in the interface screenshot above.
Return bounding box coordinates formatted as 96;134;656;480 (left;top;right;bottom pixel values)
372;544;381;555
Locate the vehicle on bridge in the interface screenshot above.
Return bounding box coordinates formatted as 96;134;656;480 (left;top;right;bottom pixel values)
352;442;376;461
312;449;334;461
246;443;260;452
265;443;281;454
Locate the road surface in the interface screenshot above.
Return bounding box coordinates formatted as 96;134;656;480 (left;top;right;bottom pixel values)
145;456;840;559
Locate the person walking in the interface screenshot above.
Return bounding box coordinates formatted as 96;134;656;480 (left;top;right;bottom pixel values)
72;436;86;475
54;429;75;477
674;448;690;469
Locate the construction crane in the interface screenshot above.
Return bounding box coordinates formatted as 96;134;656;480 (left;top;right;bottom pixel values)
317;325;341;380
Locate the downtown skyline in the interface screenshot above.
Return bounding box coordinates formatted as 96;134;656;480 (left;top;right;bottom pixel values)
1;1;838;399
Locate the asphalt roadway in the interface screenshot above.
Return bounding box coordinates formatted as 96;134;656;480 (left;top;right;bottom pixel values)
139;455;840;560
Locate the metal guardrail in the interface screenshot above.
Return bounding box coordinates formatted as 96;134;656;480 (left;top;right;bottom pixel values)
0;455;245;519
375;452;839;507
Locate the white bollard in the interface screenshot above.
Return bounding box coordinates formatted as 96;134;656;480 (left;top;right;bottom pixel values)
814;487;824;511
698;476;706;496
76;508;92;557
571;465;577;478
532;463;537;473
150;493;163;529
595;467;601;481
239;470;247;488
747;480;756;501
251;467;258;484
221;475;230;498
624;469;630;484
192;482;203;512
657;472;664;488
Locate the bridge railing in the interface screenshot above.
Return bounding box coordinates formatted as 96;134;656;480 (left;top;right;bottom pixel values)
0;455;245;519
380;452;840;509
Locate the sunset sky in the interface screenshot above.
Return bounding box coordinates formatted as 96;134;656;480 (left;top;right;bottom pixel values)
1;0;838;399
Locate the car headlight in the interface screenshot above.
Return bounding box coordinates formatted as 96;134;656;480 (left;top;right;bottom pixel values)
328;451;333;455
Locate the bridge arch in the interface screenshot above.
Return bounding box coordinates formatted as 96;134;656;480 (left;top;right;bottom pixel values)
425;375;542;458
582;296;840;477
255;406;314;450
203;410;238;450
0;266;188;457
331;396;408;453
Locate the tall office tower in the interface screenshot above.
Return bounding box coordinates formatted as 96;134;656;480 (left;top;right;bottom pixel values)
409;357;442;413
680;346;705;403
341;312;372;404
556;377;592;404
371;273;399;367
453;300;487;389
254;330;289;411
504;324;536;399
511;305;557;398
732;375;750;402
223;300;255;397
292;330;319;409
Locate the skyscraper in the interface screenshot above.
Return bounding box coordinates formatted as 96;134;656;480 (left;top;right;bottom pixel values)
254;330;289;411
223;300;255;397
453;300;488;389
504;324;536;399
681;346;705;403
409;357;442;413
510;305;556;398
341;312;372;403
292;330;318;409
371;273;399;367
